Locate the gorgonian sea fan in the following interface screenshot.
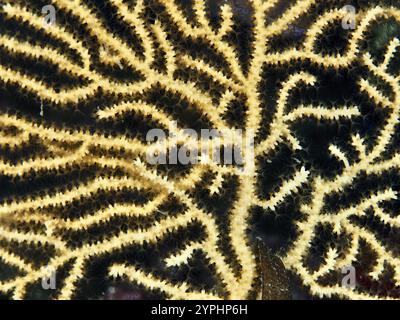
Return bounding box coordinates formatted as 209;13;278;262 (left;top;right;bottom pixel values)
0;0;399;300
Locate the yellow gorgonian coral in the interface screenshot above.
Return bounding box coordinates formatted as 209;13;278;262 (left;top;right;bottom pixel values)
0;0;399;300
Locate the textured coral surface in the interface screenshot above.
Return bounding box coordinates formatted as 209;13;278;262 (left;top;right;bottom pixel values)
0;0;399;300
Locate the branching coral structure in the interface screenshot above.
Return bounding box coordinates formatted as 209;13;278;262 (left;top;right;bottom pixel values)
0;0;399;300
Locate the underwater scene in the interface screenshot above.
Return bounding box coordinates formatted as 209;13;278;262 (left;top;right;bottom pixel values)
0;0;399;300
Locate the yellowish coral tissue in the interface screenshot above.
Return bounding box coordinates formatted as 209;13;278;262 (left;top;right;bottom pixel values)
0;0;399;300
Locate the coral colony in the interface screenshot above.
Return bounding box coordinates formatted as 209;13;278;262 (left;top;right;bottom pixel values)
0;0;399;300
